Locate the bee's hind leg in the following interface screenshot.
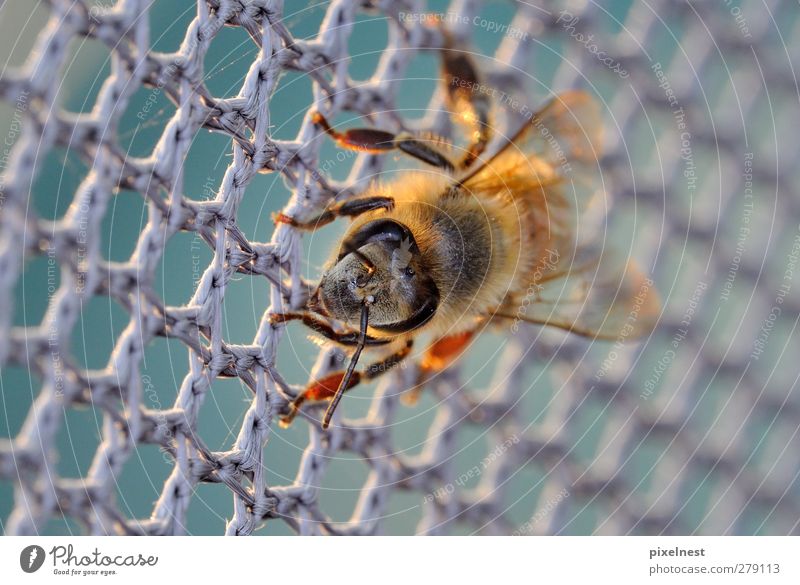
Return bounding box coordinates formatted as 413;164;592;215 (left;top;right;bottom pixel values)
279;340;414;428
402;329;476;405
310;111;455;172
438;35;493;170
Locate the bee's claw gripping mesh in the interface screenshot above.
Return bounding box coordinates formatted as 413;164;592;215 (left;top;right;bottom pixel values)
1;0;799;535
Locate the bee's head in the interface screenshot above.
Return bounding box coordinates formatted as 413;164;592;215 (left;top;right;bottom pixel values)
317;219;439;334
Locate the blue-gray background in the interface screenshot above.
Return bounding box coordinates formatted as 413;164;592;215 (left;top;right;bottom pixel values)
2;0;796;535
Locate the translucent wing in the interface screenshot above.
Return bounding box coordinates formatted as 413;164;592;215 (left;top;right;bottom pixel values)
495;245;661;340
458;90;605;218
464;91;659;340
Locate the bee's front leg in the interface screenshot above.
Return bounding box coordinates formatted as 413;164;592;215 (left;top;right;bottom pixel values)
273;195;395;231
279;340;413;428
269;311;391;347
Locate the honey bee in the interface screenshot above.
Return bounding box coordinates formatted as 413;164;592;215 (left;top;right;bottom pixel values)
272;35;660;429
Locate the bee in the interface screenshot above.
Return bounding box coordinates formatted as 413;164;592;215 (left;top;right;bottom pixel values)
272;34;660;429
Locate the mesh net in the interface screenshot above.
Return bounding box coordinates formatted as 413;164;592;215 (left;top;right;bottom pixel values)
1;0;799;536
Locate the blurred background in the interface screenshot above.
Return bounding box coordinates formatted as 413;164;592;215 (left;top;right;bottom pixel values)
1;0;799;535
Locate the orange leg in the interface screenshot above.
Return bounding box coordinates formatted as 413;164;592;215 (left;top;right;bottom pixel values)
440;37;492;169
402;330;476;405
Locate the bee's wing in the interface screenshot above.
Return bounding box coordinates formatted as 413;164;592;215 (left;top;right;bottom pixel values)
458;90;604;215
465;91;659;340
496;245;660;340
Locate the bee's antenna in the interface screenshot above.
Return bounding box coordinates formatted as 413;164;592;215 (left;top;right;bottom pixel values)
322;300;371;430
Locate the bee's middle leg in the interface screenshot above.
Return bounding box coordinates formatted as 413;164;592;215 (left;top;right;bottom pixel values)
279;340;414;427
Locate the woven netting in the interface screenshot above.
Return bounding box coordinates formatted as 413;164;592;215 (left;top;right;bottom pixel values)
1;0;799;535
